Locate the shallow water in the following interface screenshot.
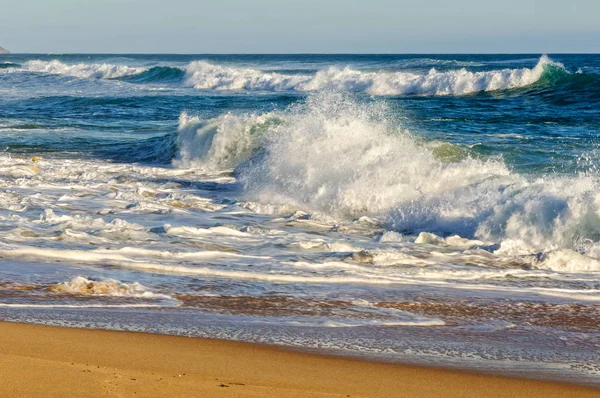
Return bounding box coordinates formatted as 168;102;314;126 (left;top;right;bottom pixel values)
0;53;599;385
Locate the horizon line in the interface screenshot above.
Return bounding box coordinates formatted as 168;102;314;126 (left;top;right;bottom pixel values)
3;52;600;55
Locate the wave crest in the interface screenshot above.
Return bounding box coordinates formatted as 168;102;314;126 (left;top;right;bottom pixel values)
183;55;563;95
174;111;278;170
23;60;146;79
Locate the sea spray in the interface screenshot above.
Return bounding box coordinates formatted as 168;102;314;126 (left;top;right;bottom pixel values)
236;92;507;216
175;91;600;258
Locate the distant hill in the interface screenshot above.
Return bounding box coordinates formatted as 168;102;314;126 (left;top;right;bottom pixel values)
0;47;9;54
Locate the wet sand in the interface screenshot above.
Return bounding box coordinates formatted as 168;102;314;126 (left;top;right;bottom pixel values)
0;321;597;397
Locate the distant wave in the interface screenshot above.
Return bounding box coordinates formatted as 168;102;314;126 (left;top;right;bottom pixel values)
0;62;20;69
22;60;146;79
182;55;565;95
12;56;572;96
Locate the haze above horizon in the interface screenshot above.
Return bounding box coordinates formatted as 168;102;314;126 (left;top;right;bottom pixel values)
1;0;599;53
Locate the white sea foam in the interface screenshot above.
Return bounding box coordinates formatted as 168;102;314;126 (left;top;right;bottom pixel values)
183;56;561;95
0;246;266;265
415;232;488;248
289;240;363;252
391;174;600;258
23;60;146;79
378;231;405;242
49;276;164;298
3;244;591;297
17;56;560;96
0;164;40;178
165;225;253;238
184;61;310;91
537;250;600;272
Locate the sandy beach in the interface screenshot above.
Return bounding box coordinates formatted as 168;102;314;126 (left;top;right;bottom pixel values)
0;322;597;397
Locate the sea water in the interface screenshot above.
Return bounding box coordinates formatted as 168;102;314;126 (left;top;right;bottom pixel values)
0;54;599;384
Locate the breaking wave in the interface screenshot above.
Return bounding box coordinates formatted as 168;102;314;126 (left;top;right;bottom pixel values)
183;55;563;95
175;91;600;260
174;111;278;170
22;60;146;79
12;56;570;96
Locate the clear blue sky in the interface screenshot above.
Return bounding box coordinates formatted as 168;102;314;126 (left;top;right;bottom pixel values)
1;0;599;53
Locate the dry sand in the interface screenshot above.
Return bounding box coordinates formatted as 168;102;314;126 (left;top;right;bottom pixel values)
0;321;597;397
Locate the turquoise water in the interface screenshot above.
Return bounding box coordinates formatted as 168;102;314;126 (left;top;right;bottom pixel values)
0;54;599;384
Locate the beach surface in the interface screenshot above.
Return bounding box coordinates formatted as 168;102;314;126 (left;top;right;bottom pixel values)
0;322;597;398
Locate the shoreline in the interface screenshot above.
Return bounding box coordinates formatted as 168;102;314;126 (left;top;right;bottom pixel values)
1;321;597;397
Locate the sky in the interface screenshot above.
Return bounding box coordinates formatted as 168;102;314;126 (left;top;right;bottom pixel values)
1;0;599;53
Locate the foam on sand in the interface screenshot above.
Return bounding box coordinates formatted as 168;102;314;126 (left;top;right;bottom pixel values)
49;276;162;298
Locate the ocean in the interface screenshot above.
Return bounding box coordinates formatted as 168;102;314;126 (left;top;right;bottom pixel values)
0;54;599;384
